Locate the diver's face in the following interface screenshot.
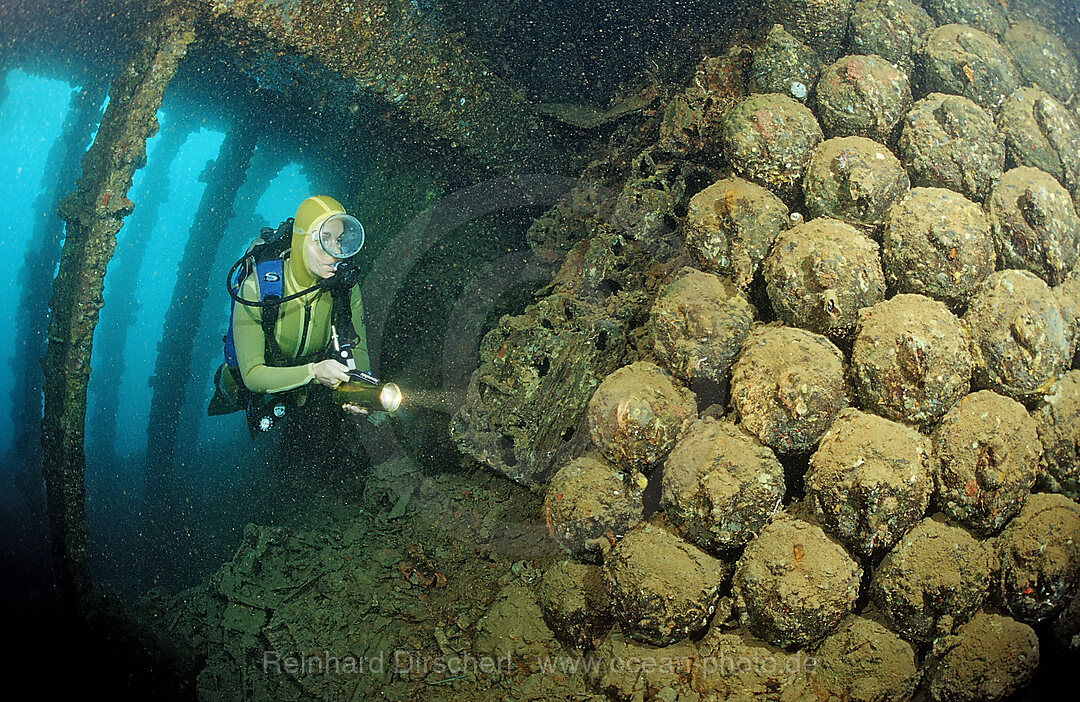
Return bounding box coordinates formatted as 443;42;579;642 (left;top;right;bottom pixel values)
305;219;345;279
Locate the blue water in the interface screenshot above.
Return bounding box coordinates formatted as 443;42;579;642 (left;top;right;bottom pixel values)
91;123;225;461
87;132;313;466
0;70;74;450
0;69;314;594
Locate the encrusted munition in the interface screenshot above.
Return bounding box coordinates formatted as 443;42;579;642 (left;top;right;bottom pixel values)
749;24;822;102
730;324;847;455
881;186;996;309
898;92;1005;202
684;176;789;290
995;493;1080;623
851;293;972;426
924;612;1040;702
996;88;1080;202
914;24;1020;113
543;454;644;560
722;92;823;201
604;521;729;646
1004;20;1080;105
806;408;933;557
648;267;756;386
814;54;912;141
931;389;1042;536
661;417;785;553
801;136;910;231
764;217;886;340
986;167;1080;286
848;0;934;77
869;517;995;645
732;514;862;649
963;269;1071;401
587;361;697;471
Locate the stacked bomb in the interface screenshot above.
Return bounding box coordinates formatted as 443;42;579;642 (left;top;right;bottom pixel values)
537;2;1080;701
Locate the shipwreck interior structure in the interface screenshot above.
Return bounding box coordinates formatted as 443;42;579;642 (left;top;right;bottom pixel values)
2;0;1080;699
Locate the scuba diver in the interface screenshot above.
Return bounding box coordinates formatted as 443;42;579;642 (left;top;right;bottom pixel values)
208;195;375;438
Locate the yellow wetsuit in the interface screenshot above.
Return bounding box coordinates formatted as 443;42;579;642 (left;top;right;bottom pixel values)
232;196;369;395
232;271;369;393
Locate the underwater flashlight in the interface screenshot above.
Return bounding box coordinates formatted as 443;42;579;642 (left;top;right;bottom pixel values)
328;326;400;411
333;374;403;412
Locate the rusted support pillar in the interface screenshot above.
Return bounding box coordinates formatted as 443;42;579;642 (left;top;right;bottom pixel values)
203;0;559;173
42;4;197;626
145;119;257;507
90;113;201;459
9;79;107;476
220;137;294;237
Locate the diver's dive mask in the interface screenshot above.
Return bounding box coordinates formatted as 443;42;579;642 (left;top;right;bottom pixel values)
313;213;365;259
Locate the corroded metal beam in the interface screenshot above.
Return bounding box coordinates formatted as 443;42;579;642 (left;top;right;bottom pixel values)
10;80;107;471
201;0;558;173
41;4;197;625
89;111;202;460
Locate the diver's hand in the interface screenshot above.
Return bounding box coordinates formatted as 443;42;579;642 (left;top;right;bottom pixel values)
313;359;352;388
342;403;369;416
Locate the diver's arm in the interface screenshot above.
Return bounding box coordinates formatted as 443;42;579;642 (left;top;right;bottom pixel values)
233;277;317;393
349;285;371;372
